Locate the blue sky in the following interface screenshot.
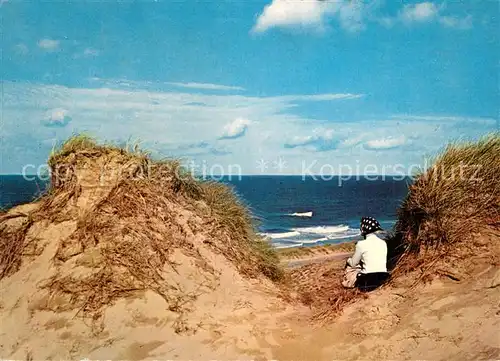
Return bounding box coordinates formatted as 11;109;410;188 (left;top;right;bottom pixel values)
1;0;498;175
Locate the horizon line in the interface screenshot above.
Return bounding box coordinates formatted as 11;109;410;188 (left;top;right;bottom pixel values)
0;173;415;178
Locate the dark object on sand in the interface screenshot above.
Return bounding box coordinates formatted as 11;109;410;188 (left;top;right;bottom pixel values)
355;272;390;292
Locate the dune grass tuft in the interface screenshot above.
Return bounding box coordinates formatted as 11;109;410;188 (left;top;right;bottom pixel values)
394;132;500;275
200;181;283;281
0;217;33;279
0;135;284;321
288;260;367;322
291;134;499;322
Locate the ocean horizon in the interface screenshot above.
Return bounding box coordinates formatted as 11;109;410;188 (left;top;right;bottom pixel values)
1;173;418;176
0;174;410;249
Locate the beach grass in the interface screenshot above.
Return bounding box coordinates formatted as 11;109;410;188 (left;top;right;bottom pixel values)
291;133;499;321
0;135;284;319
394;132;500;274
49;135;285;281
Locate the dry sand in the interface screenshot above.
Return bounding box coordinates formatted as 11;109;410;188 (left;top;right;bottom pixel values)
269;259;500;360
1;218;498;360
283;251;351;268
0;203;287;360
0;141;498;360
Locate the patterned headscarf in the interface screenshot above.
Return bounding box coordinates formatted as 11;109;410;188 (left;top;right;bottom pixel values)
360;216;382;236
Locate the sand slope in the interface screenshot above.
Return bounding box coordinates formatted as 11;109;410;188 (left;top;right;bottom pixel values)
1;198;499;360
1;137;498;360
0;142;287;360
2;208;497;360
0;202;291;360
268;259;500;360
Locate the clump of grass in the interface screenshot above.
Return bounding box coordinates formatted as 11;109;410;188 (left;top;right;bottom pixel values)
0;217;33;278
395;133;500;274
251;236;284;281
48;134;100;168
288;260;367;322
200;181;283;281
159;160;203;200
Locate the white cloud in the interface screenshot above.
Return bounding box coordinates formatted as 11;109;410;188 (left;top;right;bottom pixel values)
14;43;29;55
253;0;473;33
439;15;473;30
252;0;335;33
38;38;60;51
251;0;365;33
341;134;366;147
41;108;72;127
167;82;245;91
2;80;494;175
397;2;472;29
391;114;483;122
378;16;396;28
363;135;406;150
338;1;365;32
284;129;342;151
285;135;314;147
400;2;439;23
219;118;251;139
280;93;363;101
87;77;362;104
83;47;100;57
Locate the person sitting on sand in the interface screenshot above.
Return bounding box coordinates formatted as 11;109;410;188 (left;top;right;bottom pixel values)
342;217;389;292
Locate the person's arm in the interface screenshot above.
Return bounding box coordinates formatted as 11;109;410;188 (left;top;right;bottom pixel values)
347;242;363;268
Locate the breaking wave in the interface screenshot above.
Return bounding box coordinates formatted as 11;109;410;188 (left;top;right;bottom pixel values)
273;242;303;249
292;225;350;234
260;224;360;247
288;211;313;217
259;231;301;239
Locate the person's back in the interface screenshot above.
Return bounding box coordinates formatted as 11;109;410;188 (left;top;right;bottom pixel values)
354;231;388;274
343;217;389;291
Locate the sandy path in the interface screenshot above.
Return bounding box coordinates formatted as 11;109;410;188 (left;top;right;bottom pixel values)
282;252;351;268
258;263;500;360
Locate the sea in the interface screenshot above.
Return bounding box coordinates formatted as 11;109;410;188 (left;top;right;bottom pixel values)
0;175;411;249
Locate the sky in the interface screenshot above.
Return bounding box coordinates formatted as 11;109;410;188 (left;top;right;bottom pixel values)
1;0;498;175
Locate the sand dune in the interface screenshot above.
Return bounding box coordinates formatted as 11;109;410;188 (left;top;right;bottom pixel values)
0;138;285;359
2;204;497;360
2;203;498;360
276;246;500;360
0;136;498;360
